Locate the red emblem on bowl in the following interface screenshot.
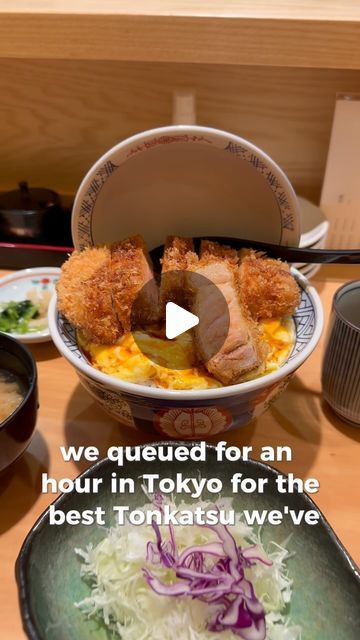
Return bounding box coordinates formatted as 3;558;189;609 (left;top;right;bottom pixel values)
154;406;232;440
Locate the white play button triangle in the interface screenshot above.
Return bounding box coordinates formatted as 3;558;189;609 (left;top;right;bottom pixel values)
165;302;199;340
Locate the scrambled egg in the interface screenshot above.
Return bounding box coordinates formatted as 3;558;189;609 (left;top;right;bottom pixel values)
81;331;220;390
262;317;295;371
241;317;295;382
81;318;295;390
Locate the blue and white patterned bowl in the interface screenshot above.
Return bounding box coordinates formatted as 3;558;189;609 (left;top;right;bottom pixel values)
51;125;320;438
48;268;323;440
71;125;300;252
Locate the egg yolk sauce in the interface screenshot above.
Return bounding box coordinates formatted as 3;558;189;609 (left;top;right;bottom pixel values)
79;317;295;390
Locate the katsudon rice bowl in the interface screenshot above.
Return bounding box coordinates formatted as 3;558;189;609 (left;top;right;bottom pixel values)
48;235;323;440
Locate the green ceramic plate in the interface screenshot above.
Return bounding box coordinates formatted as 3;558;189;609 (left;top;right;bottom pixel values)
17;443;360;639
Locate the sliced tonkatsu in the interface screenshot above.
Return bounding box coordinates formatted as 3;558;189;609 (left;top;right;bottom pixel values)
57;235;300;385
111;235;159;331
57;235;159;343
160;236;198;308
57;246;121;344
191;240;267;385
238;250;300;320
200;239;239;265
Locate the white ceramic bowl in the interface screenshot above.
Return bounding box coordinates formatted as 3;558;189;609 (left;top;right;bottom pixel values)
72;125;301;250
49;268;323;440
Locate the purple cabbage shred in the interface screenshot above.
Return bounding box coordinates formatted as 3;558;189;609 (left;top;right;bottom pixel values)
142;511;272;640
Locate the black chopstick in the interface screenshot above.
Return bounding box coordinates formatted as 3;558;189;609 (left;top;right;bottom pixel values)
199;237;360;264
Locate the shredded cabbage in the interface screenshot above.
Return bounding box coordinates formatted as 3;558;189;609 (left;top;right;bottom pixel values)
75;498;301;640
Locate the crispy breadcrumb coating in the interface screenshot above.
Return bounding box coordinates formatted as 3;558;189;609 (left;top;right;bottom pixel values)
57;247;121;344
160;236;198;308
200;239;239;265
57;236;159;342
238;251;300;320
111;235;159;331
162;236;198;272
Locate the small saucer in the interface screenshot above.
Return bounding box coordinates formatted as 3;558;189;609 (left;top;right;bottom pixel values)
0;267;60;343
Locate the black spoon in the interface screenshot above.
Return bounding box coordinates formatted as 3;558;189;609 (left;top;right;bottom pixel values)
151;237;360;267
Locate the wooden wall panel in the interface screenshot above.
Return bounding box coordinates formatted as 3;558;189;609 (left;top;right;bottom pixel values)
2;2;360;68
0;59;359;203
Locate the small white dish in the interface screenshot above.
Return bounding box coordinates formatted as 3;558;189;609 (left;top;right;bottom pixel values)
298;196;329;247
300;221;329;248
0;267;60;343
298;263;321;279
293;206;328;276
292;236;327;270
306;234;328;250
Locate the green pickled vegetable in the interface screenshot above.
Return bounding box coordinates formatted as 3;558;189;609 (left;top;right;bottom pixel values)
0;299;40;334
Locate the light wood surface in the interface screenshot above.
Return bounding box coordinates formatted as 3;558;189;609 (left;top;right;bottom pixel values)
2;1;360;67
0;264;359;637
1;59;360;204
5;1;360;18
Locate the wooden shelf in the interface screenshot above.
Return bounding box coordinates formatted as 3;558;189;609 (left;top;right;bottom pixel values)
1;1;360;68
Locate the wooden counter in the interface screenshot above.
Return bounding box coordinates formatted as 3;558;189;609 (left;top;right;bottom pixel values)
0;265;359;637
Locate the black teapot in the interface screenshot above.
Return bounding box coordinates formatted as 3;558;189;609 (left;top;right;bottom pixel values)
0;182;69;243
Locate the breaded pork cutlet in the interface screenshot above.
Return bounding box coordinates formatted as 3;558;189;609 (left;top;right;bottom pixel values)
57;246;121;344
111;235;159;331
238;250;300;320
191;240;267;385
200;239;239;265
160;236;198;308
